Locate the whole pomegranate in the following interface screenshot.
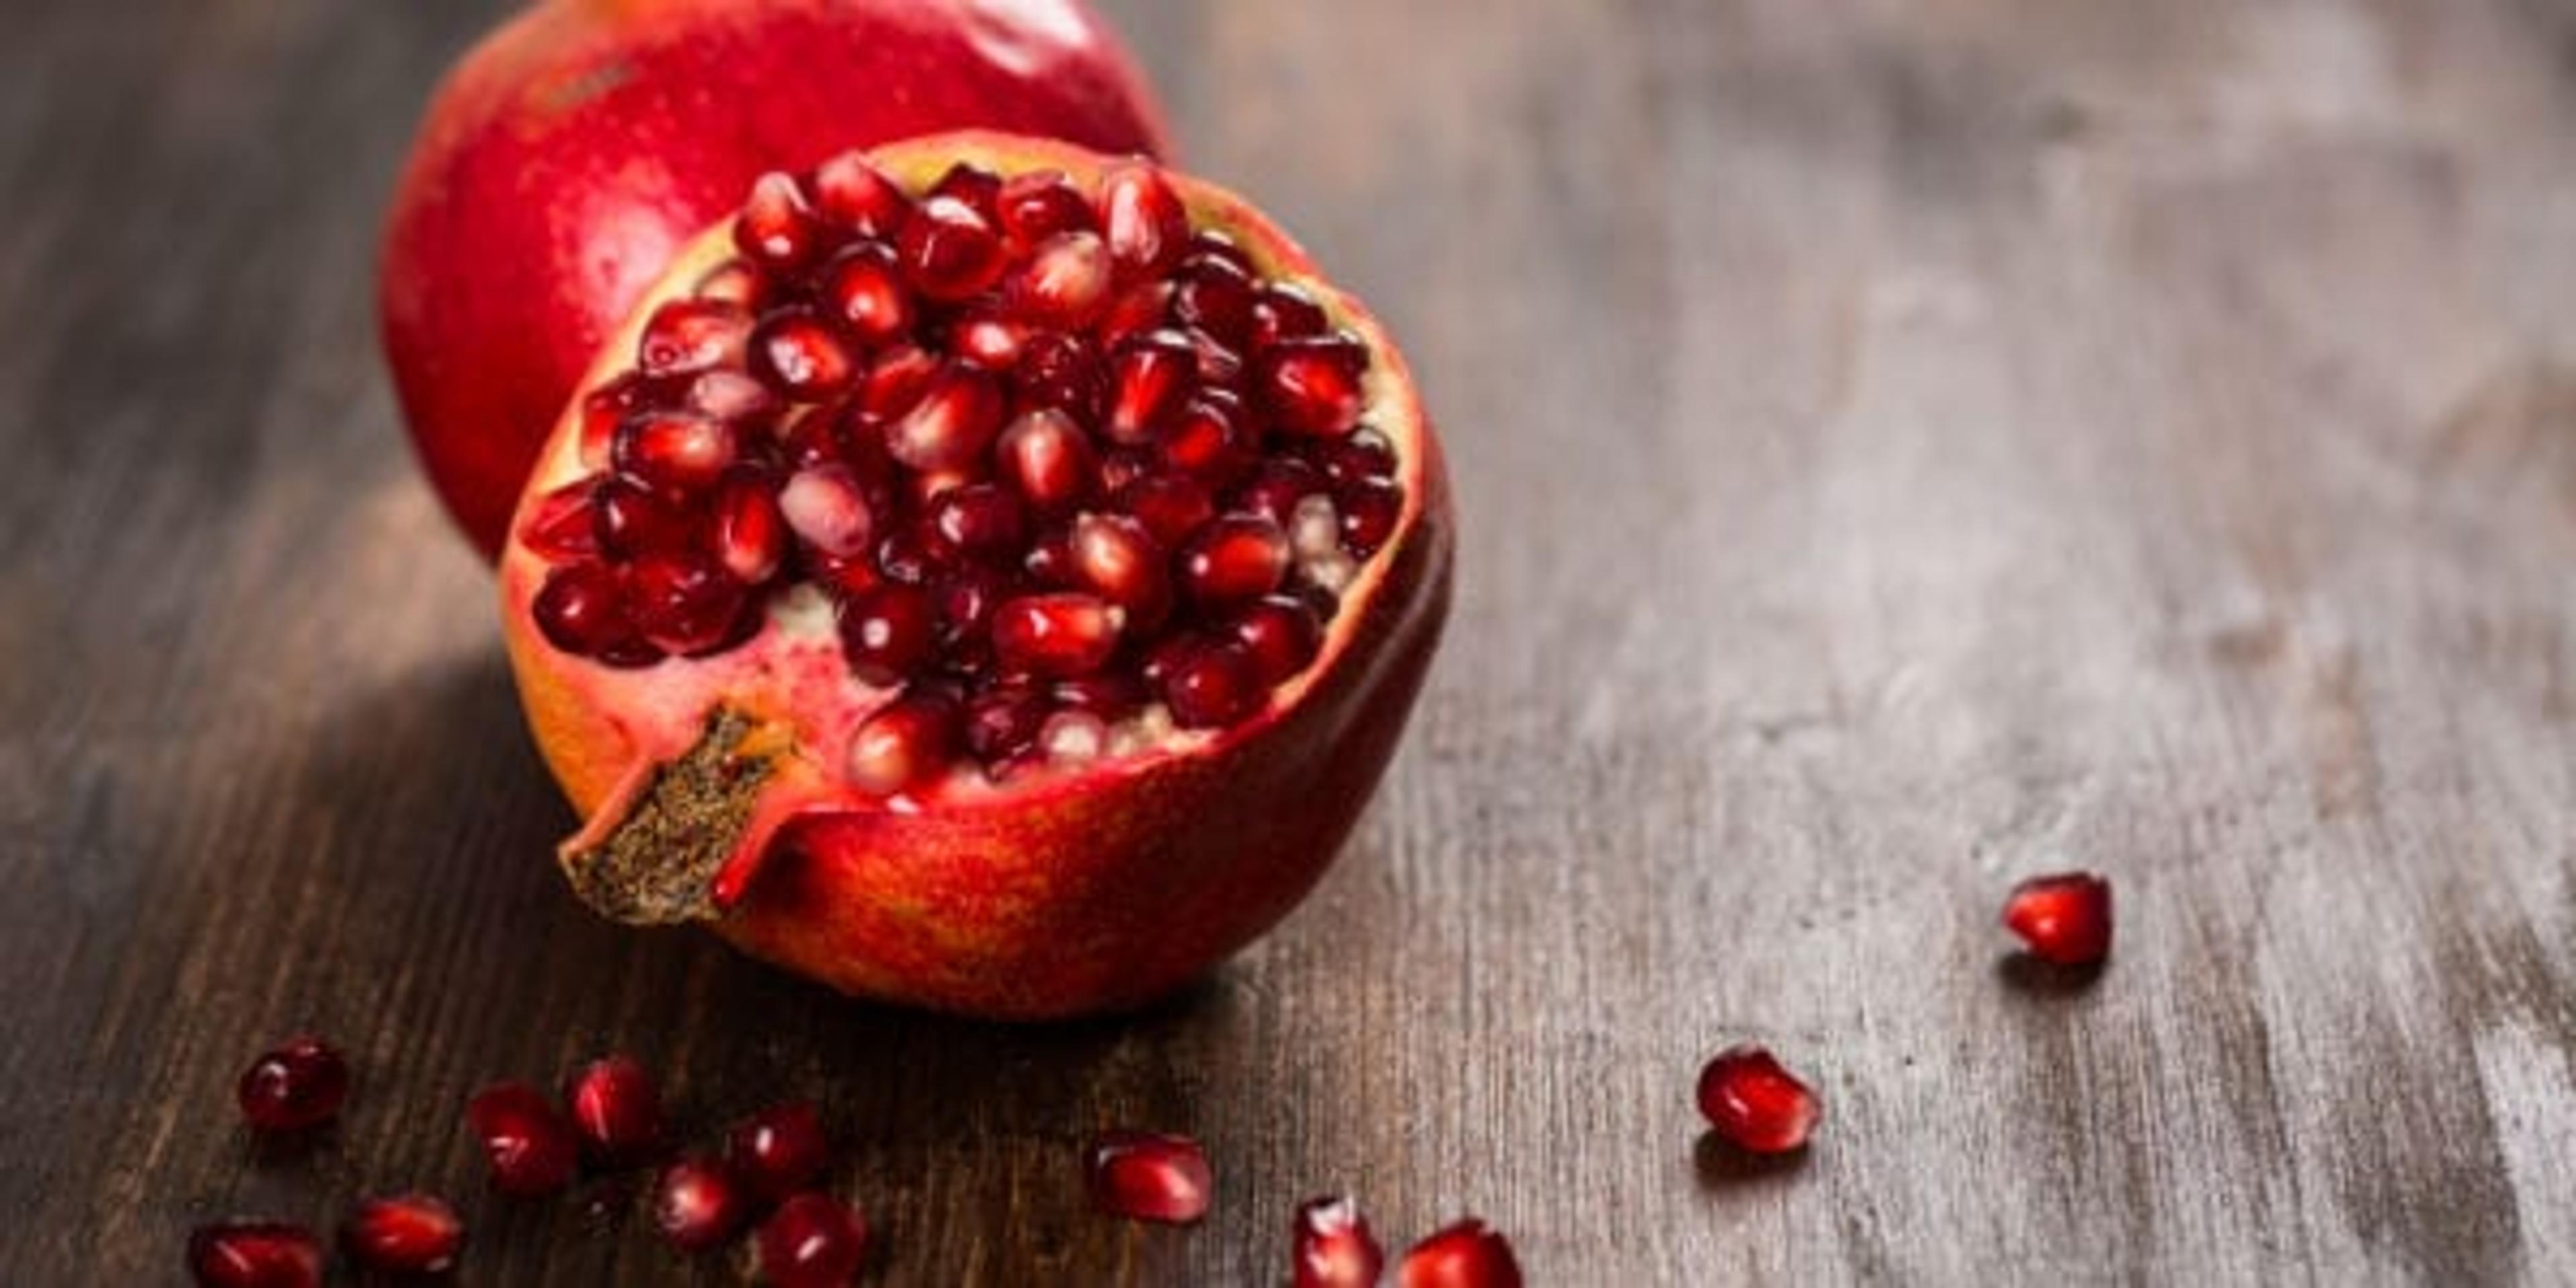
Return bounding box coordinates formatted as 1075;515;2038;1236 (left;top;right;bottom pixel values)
499;133;1452;1018
382;0;1170;560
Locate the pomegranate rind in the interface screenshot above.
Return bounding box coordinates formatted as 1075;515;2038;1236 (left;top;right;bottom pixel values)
501;132;1454;1018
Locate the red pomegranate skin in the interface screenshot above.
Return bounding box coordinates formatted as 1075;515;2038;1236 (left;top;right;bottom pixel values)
381;0;1171;560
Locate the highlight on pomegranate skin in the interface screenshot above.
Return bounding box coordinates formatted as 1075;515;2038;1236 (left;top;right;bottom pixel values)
2002;870;2114;967
1695;1044;1821;1155
499;131;1455;1020
1084;1129;1214;1224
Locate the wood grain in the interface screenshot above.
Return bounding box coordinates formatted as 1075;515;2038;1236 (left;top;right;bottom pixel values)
5;0;2575;1281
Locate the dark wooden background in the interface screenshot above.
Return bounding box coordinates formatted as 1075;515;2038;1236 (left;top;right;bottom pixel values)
7;0;2576;1282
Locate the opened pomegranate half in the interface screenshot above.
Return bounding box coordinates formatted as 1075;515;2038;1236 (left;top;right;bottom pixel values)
500;132;1453;1018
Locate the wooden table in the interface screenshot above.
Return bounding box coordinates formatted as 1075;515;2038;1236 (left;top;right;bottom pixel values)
8;0;2573;1281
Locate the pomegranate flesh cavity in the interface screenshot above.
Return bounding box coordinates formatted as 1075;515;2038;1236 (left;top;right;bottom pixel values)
382;0;1171;559
501;133;1454;1018
2003;871;2114;966
1695;1044;1821;1155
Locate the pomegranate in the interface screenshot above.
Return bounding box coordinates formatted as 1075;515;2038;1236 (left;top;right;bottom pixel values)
652;1155;751;1252
382;0;1172;559
729;1101;832;1203
234;1036;349;1134
564;1053;665;1165
757;1193;869;1287
498;133;1455;1019
186;1222;323;1288
1293;1195;1385;1288
466;1081;582;1196
1084;1130;1214;1224
2002;871;2114;966
1695;1044;1820;1155
340;1193;466;1274
1397;1219;1523;1288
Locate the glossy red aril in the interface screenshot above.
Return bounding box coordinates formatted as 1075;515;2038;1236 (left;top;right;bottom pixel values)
500;136;1451;1020
653;1156;750;1253
468;1081;580;1196
1398;1220;1523;1288
235;1036;348;1134
1696;1044;1820;1155
1293;1196;1385;1288
728;1101;831;1203
2003;871;2114;966
1085;1130;1213;1225
341;1194;464;1275
187;1222;322;1288
566;1055;664;1166
757;1193;869;1288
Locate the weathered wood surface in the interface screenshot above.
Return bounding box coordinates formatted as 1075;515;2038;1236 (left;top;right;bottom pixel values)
5;0;2575;1282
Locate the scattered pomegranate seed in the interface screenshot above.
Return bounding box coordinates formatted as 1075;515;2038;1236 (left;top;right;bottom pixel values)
565;1055;664;1167
234;1036;348;1134
1696;1044;1820;1155
652;1155;750;1254
757;1193;869;1288
186;1221;322;1288
1293;1195;1385;1288
727;1101;831;1204
1084;1130;1214;1225
468;1081;580;1196
339;1193;464;1275
1397;1219;1523;1288
2003;871;2114;966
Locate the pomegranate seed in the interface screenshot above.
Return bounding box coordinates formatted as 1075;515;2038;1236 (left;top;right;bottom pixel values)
2003;871;2114;966
1187;229;1255;274
1257;333;1371;437
777;464;877;558
638;298;753;376
1041;708;1111;762
1338;476;1405;557
927;484;1029;564
466;1081;580;1197
614;410;738;495
1161;641;1267;729
933;566;1008;653
1293;1195;1385;1288
652;1155;750;1254
1250;282;1331;349
728;1101;832;1203
1099;448;1157;494
1115;474;1216;548
712;474;788;584
186;1222;322;1288
838;582;938;686
1159;394;1252;485
992;593;1122;678
847;690;960;796
1013;329;1108;421
1008;231;1114;327
949;307;1029;370
757;1193;868;1288
883;364;1006;472
534;561;641;659
928;161;1004;217
578;374;659;467
752;310;861;401
625;550;750;655
591;476;696;558
1101;279;1175;347
1069;513;1171;624
859;342;942;421
812;152;910;236
965;684;1050;765
340;1193;464;1275
1084;1129;1213;1224
1106;329;1198;446
737;171;828;270
695;258;772;311
876;527;938;585
1100;162;1187;281
1232;596;1324;684
996;409;1099;514
235;1036;348;1134
1318;429;1397;484
1398;1219;1523;1288
1173;253;1257;348
897;193;1006;302
1053;672;1146;720
1236;458;1328;527
998;169;1097;247
1696;1044;1820;1155
523;480;600;561
565;1054;664;1167
819;245;913;349
1179;515;1291;608
686;368;780;427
